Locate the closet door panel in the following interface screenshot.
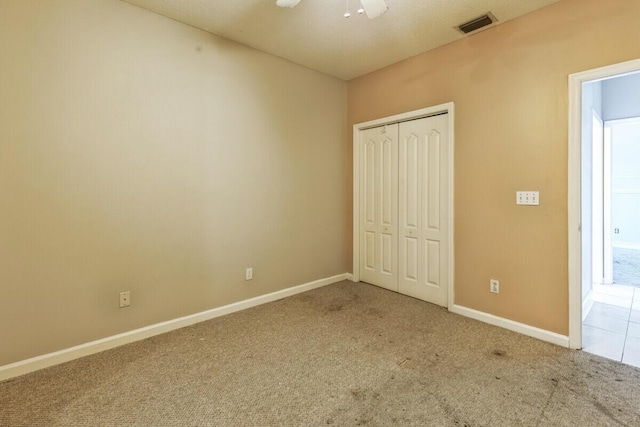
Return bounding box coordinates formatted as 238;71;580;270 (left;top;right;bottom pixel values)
403;133;419;229
425;132;441;232
399;115;449;306
404;237;419;281
359;124;398;291
425;239;440;287
399;129;422;291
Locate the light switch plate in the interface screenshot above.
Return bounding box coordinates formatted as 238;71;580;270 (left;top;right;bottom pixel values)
516;191;539;205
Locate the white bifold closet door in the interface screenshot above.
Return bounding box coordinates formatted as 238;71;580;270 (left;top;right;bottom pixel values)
359;114;449;307
360;123;399;291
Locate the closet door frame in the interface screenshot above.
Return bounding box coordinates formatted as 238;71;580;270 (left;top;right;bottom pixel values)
352;102;455;309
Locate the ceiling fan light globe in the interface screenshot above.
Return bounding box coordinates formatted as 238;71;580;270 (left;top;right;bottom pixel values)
276;0;302;8
360;0;388;19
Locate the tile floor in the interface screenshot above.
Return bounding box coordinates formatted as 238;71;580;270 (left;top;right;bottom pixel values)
582;283;640;367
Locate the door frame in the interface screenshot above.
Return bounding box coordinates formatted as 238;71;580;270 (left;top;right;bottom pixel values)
591;110;605;289
352;102;455;309
568;58;640;349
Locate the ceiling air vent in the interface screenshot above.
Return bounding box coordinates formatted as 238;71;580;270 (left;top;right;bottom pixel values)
457;12;497;35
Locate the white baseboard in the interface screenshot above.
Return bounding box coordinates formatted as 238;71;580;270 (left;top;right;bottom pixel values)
346;273;355;282
450;304;570;348
0;273;349;382
582;290;594;321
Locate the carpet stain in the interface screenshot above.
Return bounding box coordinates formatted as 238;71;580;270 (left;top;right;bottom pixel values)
350;388;365;400
593;402;625;426
492;349;507;357
366;307;384;318
398;358;412;367
326;303;343;312
534;377;559;426
297;295;315;304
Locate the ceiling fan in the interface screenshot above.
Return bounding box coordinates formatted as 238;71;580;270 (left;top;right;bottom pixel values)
276;0;389;19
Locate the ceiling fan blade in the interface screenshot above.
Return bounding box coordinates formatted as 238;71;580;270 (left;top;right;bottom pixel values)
276;0;302;8
360;0;388;19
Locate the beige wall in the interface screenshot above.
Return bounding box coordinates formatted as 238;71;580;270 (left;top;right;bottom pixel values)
0;0;347;366
347;0;640;335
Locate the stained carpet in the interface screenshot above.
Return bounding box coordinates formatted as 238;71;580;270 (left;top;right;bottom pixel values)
1;281;640;426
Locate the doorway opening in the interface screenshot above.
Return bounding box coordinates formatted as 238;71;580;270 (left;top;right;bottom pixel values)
608;118;640;289
568;59;640;367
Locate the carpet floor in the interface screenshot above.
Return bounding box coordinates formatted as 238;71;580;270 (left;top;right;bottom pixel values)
1;281;640;426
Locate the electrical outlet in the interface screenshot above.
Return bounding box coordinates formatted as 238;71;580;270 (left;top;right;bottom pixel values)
245;268;253;281
516;191;539;205
119;291;131;308
490;279;500;294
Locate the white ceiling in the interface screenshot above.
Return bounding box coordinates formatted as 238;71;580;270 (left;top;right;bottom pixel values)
121;0;561;80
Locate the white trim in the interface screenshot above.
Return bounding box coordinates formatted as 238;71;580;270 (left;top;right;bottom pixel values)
591;110;604;290
450;304;570;348
447;110;456;310
582;289;594;321
568;67;582;349
603;122;613;284
568;58;640;350
0;273;349;382
352;102;455;309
